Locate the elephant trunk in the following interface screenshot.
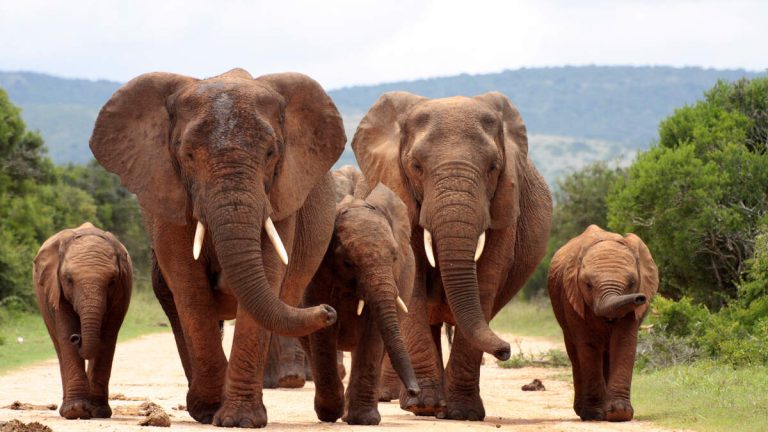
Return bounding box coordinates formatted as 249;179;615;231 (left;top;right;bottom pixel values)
366;274;420;396
77;289;105;360
593;291;647;320
206;185;336;337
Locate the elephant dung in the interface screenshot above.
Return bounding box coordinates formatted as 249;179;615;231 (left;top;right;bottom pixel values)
0;420;52;432
521;378;546;391
137;401;171;427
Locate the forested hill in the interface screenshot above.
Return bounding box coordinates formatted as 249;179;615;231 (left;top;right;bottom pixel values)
0;66;761;183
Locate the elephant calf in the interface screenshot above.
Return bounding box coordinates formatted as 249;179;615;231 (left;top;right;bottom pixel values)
548;225;658;422
33;222;132;419
301;166;420;425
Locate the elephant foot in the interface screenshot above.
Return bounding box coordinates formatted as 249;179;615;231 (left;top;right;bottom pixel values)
60;398;93;419
89;402;112;418
605;398;634;422
187;391;221;424
277;373;306;389
438;390;485;421
212;399;267;428
378;382;401;402
314;395;344;423
400;383;446;416
578;406;605;421
344;406;381;425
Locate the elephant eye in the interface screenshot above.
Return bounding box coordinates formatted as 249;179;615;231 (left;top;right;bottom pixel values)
265;147;275;159
412;160;423;174
343;259;354;269
586;282;593;290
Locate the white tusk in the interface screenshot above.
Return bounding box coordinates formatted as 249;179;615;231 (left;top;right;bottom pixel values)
423;229;436;268
474;232;486;262
396;296;409;314
357;299;365;316
264;217;289;266
193;221;205;260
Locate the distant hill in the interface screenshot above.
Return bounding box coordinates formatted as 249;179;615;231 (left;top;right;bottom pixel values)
1;66;762;184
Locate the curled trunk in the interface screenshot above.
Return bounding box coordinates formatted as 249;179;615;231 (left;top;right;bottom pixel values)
593;293;647;320
434;224;511;360
368;280;420;396
207;186;336;337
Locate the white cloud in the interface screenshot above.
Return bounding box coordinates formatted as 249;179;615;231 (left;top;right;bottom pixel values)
0;0;765;89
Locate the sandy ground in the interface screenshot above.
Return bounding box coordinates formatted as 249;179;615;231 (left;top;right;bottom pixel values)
0;328;687;431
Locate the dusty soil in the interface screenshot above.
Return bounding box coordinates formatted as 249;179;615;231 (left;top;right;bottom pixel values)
0;328;687;431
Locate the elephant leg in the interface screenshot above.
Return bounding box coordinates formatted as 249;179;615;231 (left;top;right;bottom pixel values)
563;336;583;417
604;319;638;422
442;329;485;421
399;280;445;416
52;305;93;419
308;325;344;423
154;226;227;425
344;319;385;425
151;251;192;382
574;342;606;421
263;334;282;389
378;354;401;401
85;304;127;419
212;307;270;428
276;336;307;388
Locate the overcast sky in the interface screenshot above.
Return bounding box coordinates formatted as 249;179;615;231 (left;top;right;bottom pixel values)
1;0;765;89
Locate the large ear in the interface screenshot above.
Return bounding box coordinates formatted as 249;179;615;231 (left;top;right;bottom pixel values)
90;73;198;225
332;165;369;202
624;233;659;320
103;231;133;299
351;92;426;222
474;92;529;229
366;183;415;301
257;73;346;220
549;234;586;319
33;230;75;310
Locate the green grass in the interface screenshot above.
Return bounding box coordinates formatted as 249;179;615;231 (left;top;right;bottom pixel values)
633;361;768;432
490;297;563;341
0;288;169;374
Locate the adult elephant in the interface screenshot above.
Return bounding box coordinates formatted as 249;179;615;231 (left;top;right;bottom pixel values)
90;68;345;428
352;91;552;420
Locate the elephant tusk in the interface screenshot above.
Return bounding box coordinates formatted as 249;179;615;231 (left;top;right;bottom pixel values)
396;296;409;314
424;229;436;268
474;231;486;262
193;221;205;260
357;299;365;316
264;217;289;266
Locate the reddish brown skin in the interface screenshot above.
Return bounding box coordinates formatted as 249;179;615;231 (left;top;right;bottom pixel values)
352;92;553;420
300;167;420;425
548;225;659;422
89;69;346;428
33;222;133;420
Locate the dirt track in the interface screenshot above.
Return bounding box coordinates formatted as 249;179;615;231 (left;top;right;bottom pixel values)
0;328;685;431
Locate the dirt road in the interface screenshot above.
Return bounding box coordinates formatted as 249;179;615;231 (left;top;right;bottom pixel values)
0;328;684;431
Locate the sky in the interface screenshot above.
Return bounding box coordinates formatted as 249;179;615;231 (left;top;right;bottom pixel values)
0;0;766;90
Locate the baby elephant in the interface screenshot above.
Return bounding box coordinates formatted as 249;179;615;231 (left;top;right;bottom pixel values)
301;167;420;425
33;222;133;419
548;225;658;422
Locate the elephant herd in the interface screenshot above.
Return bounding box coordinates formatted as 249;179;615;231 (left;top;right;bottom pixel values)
31;68;658;428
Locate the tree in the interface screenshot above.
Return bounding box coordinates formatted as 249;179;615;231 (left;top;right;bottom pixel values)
608;77;768;309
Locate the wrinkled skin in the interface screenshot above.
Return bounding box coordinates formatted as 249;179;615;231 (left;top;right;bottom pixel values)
33;222;132;420
90;69;345;428
263;335;346;389
548;225;659;422
300;167;420;425
352;92;552;420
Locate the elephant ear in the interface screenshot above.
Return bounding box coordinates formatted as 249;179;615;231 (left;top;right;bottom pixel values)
257;73;346;220
332;165;369;203
352;92;426;222
102;231;134;302
365;183;415;302
34;230;76;310
90;72;198;225
549;234;586;319
474;92;529;229
624;233;659;320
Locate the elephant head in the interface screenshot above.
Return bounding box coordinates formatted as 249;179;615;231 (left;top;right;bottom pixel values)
352;91;530;360
33;222;133;360
553;225;659;321
90;69;345;336
333;180;419;395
